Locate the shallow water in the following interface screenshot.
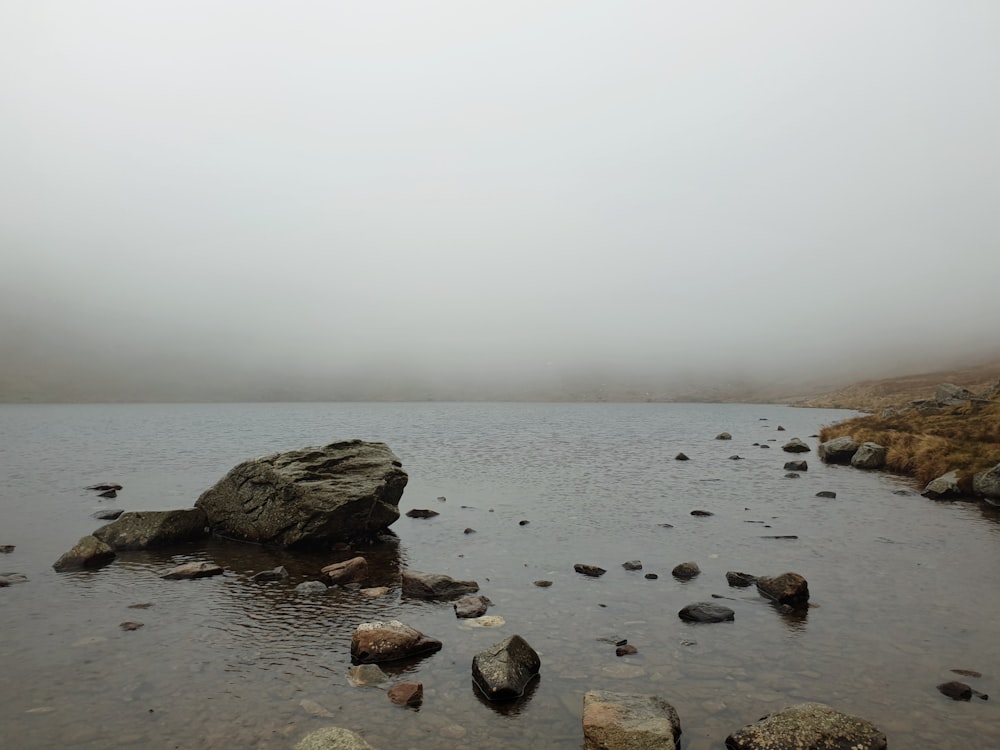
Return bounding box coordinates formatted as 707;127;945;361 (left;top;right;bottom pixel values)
1;402;997;749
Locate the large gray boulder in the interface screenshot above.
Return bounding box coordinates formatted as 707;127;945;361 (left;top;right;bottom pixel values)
973;463;1000;501
583;691;682;750
195;440;408;548
53;535;116;571
817;436;858;464
725;702;886;749
93;509;207;550
851;442;887;470
922;470;964;500
472;634;540;701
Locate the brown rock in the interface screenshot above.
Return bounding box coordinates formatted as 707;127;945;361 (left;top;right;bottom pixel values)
321;556;368;585
350;620;442;664
161;562;224;580
387;681;423;707
755;572;809;608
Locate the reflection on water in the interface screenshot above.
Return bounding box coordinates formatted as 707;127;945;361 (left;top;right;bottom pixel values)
1;402;999;750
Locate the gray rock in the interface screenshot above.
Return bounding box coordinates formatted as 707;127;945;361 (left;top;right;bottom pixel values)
53;535;116;571
671;561;700;580
293;727;376;750
936;383;977;403
93;509;207;550
781;438;810;453
726;571;757;587
973;463;1000;500
454;595;490;619
622;560;643;571
296;581;329;594
161;562;224;580
816;491;837;498
350;620;442;664
851;442;887;470
472;634;540;701
0;573;29;586
401;569;479;599
678;602;734;622
922;470;964;499
715;432;732;440
725;702;886;749
817;436;859;464
91;509;124;521
322;556;368;585
755;572;809;608
582;691;681;750
347;664;390;687
195;440;408;548
251;566;289;582
783;460;808;472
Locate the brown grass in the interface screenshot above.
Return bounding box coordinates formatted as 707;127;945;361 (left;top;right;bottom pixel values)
818;400;1000;486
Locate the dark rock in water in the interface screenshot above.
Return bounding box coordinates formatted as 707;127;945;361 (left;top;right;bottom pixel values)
781;438;810;453
195;440;408;548
784;460;808;472
583;690;682;750
678;602;734;623
783;473;800;479
760;444;770;449
622;560;643;571
252;566;289;582
119;621;144;631
726;702;886;750
472;634;540;701
128;602;153;609
463;527;476;534
818;436;859;464
533;580;553;587
351;620;442;664
756;572;809;607
658;523;674;528
690;510;714;517
761;535;799;540
161;562;224;580
321;556;368;585
91;509;124;521
672;561;700;580
892;489;915;496
295;581;329;594
0;545;15;553
816;491;837;498
387;681;423;707
951;668;983;678
852;442;888;470
53;535;116;571
98;489;117;499
88;483;122;492
437;496;447;502
937;681;973;700
644;573;658;580
406;508;439;519
574;564;606;577
454;594;490;619
675;452;690;461
729;455;744;460
716;432;732;440
401;569;479;599
776;425;786;431
93;509;207;550
616;644;638;656
518;519;530;526
726;571;757;587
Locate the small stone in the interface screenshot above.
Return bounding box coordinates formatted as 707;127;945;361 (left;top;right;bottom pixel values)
690;510;713;517
574;564;606;577
658;523;674;528
347;664;390;687
938;681;973;701
783;472;800;479
406;508;439;518
437;496;447;502
293;727;375;750
675;452;690;461
387;681;423;707
816;491;837;498
951;668;983;678
119;621;144;631
127;602;153;609
715;432;732;440
533;580;553;587
726;571;757;587
616;644;638;656
91;509;124;520
622;560;643;571
519;519;530;526
644;573;658;580
678;602;735;623
98;489;118;498
454;595;490;619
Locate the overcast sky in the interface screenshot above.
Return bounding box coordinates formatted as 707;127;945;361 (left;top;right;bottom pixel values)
2;1;999;396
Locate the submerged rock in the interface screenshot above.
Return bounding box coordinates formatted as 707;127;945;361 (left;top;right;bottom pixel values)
922;470;964;500
321;556;368;585
937;681;972;701
387;681;423;707
161;562;224;580
53;535;116;571
781;438;810;453
472;634;540;701
251;566;289;582
622;560;643;571
350;620;442;664
725;702;886;749
93;509;207;550
195;440;408;548
296;581;329;594
582;691;681;750
347;664;389;687
401;569;479;599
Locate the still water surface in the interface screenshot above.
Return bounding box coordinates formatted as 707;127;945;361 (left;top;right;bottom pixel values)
1;402;998;749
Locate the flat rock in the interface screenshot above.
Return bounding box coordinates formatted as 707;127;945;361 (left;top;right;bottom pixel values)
937;681;972;700
472;634;540;701
161;562;224;580
119;621;144;631
401;569;479;599
322;556;368;585
251;566;289;582
359;586;390;598
678;602;735;623
454;594;490;619
53;535;116;571
195;440;408;548
350;620;442;664
574;564;606;577
725;702;886;749
583;690;681;750
347;664;389;687
690;510;713;517
93;509;207;550
0;545;14;553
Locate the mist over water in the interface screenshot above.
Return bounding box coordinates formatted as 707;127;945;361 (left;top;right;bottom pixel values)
2;2;1000;402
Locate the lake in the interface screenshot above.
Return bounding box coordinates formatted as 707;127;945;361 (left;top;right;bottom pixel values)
1;402;997;749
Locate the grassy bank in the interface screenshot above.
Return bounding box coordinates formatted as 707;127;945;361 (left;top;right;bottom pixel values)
818;399;1000;487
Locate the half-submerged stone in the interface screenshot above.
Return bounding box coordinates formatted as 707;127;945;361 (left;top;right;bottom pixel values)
755;572;809;608
574;564;606;577
401;569;479;599
350;620;442;664
817;436;859;464
472;634;540;701
53;535;116;571
322;556;368;585
93;509;207;550
195;440;408;548
678;602;735;623
781;438;810;453
583;691;682;750
161;562;224;580
725;702;886;749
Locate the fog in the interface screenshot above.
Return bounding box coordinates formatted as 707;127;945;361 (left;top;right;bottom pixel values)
2;2;999;401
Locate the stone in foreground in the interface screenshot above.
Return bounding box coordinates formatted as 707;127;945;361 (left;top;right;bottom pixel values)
755;572;809;608
195;440;408;548
53;535;116;571
583;690;682;750
472;634;540;701
294;727;376;750
161;562;224;580
401;569;479;599
350;620;442;664
725;702;886;749
93;509;207;550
